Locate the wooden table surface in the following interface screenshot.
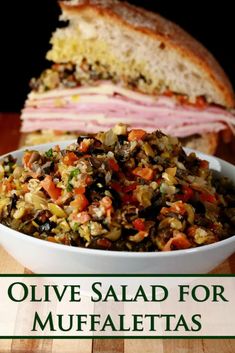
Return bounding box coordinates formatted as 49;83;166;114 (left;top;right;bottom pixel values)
1;113;235;353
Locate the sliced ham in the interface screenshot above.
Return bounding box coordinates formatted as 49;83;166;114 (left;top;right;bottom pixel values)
21;82;235;137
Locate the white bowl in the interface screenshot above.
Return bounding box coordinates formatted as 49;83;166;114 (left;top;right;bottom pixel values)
0;141;235;274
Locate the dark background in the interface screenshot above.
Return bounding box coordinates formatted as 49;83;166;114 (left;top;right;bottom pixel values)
1;0;234;112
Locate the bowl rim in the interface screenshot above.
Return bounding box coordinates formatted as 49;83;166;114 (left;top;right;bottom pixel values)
0;221;235;258
1;140;235;259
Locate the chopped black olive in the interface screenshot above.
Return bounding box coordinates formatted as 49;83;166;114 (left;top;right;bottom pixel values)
39;221;56;233
42;161;54;174
117;135;127;144
191;201;206;214
8;194;18;214
108;187;121;209
139;195;165;219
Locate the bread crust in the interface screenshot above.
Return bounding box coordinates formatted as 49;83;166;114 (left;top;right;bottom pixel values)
59;0;234;108
180;132;218;154
206;132;219;154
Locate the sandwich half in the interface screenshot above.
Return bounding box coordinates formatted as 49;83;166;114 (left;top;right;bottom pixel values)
21;0;235;153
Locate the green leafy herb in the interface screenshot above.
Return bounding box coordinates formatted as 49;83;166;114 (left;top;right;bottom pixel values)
45;148;53;158
67;183;73;192
67;168;80;192
68;168;80;181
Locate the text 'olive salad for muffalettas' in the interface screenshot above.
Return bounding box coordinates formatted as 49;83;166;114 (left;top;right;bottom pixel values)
0;125;235;251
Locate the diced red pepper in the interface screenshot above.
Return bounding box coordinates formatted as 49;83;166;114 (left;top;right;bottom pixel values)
41;175;61;201
200;160;209;169
117;171;125;180
111;182;122;193
5;180;15;192
133;218;145;231
161;201;186;216
128;129;146;141
176;185;194;202
63;152;79;166
122;183;137;193
122;193;135;205
79;140;90;153
108;158;119;172
183;186;194;200
85;175;92;185
70;194;89;211
200;192;217;203
74;186;86;195
132;167;154;181
163;233;191;251
96;238;112;249
23;151;33;168
187;225;197;238
156;178;162;185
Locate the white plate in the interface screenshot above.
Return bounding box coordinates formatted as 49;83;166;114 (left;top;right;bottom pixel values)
0;141;235;274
